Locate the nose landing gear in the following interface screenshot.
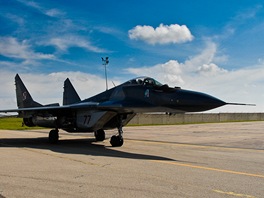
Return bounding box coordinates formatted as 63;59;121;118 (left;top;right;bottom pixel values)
110;126;124;147
110;116;124;147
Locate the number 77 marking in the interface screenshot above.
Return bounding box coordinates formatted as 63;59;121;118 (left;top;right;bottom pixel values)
83;115;91;125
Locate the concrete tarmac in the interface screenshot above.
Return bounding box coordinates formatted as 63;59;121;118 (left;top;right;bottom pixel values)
0;122;264;198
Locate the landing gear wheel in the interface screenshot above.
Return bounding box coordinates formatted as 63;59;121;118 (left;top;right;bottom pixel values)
94;129;105;141
49;129;59;144
110;135;124;147
110;115;125;147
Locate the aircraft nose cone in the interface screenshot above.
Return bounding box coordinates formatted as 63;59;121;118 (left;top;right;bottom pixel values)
197;93;226;110
175;90;226;112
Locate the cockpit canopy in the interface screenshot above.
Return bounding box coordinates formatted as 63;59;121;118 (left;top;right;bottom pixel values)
124;77;181;91
125;77;163;87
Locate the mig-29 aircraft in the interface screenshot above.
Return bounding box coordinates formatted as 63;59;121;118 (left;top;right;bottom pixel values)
0;74;251;147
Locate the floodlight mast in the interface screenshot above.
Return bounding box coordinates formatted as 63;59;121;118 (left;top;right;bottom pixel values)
102;57;109;90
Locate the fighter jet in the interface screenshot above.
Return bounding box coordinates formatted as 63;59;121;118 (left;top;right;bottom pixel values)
0;74;252;147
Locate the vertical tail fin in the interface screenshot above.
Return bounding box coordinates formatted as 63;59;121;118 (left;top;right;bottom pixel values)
15;74;42;108
63;78;81;105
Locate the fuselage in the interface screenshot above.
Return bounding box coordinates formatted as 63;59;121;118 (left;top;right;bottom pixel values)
84;76;226;113
21;77;226;133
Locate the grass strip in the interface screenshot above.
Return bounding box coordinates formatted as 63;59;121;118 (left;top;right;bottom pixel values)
0;117;43;130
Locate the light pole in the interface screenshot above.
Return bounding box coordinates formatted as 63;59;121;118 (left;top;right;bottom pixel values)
101;57;109;90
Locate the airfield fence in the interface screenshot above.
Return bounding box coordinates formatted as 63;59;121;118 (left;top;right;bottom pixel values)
128;113;264;125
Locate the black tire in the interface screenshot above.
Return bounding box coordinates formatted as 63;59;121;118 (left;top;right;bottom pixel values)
94;129;105;141
110;135;124;147
49;129;59;144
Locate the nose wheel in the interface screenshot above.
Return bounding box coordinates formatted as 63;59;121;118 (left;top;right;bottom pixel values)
110;127;124;147
110;116;124;147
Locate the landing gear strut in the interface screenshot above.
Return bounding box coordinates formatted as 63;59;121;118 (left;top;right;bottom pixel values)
110;116;124;147
94;129;105;141
49;129;59;144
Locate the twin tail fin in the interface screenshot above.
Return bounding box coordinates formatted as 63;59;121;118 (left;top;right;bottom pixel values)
63;78;81;105
15;74;42;108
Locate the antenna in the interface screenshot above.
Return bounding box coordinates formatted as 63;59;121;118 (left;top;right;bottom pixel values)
101;57;109;90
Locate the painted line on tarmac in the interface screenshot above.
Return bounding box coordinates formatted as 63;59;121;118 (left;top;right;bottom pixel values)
127;139;264;152
213;189;256;198
152;160;264;179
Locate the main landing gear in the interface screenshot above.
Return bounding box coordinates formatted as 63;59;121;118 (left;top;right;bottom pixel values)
94;129;105;141
49;129;59;144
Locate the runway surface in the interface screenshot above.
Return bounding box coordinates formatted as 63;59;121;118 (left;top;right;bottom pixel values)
0;122;264;198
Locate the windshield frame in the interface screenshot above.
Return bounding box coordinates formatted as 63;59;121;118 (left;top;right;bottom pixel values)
125;77;163;87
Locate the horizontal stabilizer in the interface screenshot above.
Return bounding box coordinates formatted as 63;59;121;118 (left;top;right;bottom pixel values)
44;103;60;107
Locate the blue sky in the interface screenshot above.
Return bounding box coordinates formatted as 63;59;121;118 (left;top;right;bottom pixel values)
0;0;264;112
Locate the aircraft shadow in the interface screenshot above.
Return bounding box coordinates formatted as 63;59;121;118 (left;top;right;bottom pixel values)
0;137;176;162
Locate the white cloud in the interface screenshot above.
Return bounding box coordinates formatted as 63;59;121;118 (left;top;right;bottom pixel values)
126;60;184;85
0;36;55;61
197;63;227;76
18;0;64;18
0;35;105;70
5;13;25;27
184;41;217;70
45;9;65;17
14;0;107;55
128;23;194;44
18;0;41;10
44;35;106;53
126;42;224;86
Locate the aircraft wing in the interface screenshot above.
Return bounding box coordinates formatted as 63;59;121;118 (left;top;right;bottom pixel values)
0;101;138;115
0;99;156;116
0;102;99;113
